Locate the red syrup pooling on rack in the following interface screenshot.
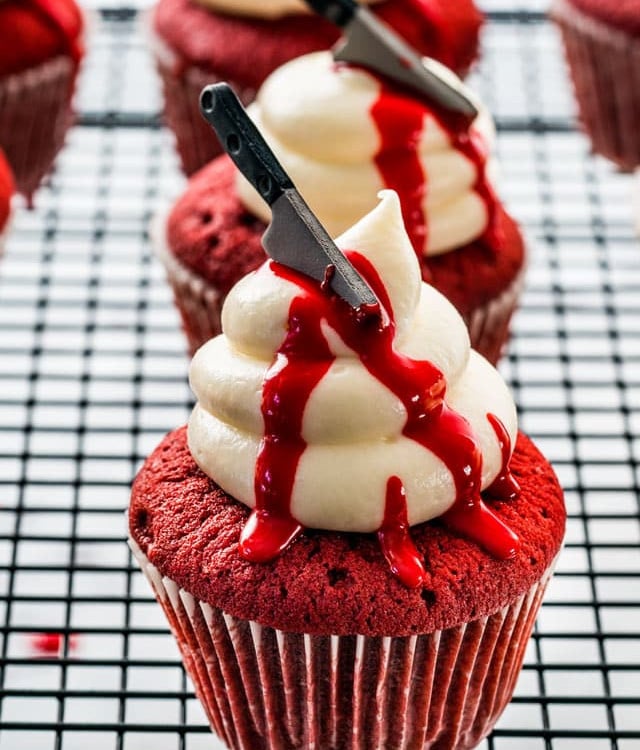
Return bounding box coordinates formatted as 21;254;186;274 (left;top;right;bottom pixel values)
368;71;502;257
239;254;520;586
30;0;84;63
30;632;79;657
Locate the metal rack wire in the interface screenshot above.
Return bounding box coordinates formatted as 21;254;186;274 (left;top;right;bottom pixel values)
0;3;638;749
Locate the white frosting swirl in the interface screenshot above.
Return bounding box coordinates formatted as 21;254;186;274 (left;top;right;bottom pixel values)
188;192;517;533
193;0;382;19
236;52;496;257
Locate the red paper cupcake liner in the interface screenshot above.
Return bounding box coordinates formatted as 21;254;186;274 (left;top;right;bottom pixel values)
155;212;524;363
157;60;258;176
150;28;257;176
131;538;554;750
153;214;224;354
462;267;524;365
552;0;640;171
0;57;76;203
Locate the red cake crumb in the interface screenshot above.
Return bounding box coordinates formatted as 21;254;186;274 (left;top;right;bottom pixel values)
0;0;83;77
166;155;525;317
568;0;640;37
130;427;565;637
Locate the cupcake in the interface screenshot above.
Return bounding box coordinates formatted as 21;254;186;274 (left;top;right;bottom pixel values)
0;149;14;254
150;0;484;174
0;0;84;202
131;192;565;750
156;53;526;364
552;0;640;170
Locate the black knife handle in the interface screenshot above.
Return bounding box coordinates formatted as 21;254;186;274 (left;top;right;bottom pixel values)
303;0;356;26
199;83;292;206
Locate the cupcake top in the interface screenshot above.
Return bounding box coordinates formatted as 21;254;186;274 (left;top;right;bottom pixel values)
193;0;384;19
565;0;640;36
0;0;84;77
0;150;14;230
189;192;519;586
154;0;482;78
237;52;499;258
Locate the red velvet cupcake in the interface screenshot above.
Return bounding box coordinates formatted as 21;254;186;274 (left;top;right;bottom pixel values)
150;0;484;174
552;0;640;170
131;194;565;750
156;53;525;364
0;0;84;202
0;149;14;255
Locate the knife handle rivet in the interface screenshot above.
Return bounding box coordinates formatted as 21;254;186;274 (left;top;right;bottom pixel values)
201;88;215;113
257;174;272;198
227;133;241;154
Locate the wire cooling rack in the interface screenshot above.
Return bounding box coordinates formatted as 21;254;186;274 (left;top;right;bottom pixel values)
0;3;639;749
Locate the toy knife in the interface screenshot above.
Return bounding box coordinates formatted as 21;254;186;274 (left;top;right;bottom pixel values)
305;0;478;124
199;83;379;313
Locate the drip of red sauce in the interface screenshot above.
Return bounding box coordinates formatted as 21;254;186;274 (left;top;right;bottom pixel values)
30;0;84;63
379;477;426;588
239;302;335;562
239;255;520;584
368;71;501;257
31;632;78;657
370;88;428;257
486;413;521;501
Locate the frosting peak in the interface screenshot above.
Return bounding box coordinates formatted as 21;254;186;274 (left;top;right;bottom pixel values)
237;52;498;257
189;193;519;585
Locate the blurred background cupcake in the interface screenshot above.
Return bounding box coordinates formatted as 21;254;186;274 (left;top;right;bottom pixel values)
149;0;484;174
0;0;84;204
552;0;640;171
155;51;525;364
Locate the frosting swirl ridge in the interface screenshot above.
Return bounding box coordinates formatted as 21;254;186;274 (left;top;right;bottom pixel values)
188;192;517;538
236;52;497;257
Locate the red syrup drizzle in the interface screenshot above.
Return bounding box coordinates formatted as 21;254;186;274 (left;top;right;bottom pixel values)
379;476;426;588
368;72;503;258
486;413;521;501
239;255;520;586
370;88;428;257
29;0;84;63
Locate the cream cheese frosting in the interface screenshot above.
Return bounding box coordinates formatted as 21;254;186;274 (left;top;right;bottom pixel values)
236;51;497;257
188;192;517;534
193;0;382;19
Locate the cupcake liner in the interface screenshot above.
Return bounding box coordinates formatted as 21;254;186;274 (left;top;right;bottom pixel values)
131;537;554;750
153;212;224;354
150;28;257;176
552;0;640;171
462;266;525;365
0;56;76;203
